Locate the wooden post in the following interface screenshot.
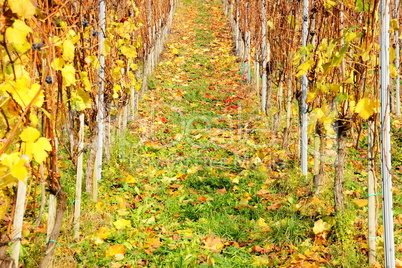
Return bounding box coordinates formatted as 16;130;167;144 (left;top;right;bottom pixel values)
11;177;28;267
73;113;85;239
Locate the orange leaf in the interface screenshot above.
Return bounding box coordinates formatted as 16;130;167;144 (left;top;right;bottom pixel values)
197;196;207;202
105;244;125;258
352;199;368;208
396;259;402;268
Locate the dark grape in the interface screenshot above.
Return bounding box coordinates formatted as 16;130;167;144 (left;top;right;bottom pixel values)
45;76;53;84
83;20;89;27
92;31;99;37
32;43;44;51
37;43;44;51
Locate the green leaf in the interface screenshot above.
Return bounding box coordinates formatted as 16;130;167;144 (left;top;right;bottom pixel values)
355;0;363;12
336;93;348;103
332;44;349;67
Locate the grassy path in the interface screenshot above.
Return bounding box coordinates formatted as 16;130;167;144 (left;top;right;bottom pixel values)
60;0;371;267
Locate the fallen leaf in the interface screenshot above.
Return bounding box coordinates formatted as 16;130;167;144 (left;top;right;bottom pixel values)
267;203;281;210
203;235;224;252
124;174;137;184
113;219;131;229
96;227;110;239
197;196;207;202
352;199;368;208
105;244;125;258
216;188;227;194
256;218;268;228
313;219;332;235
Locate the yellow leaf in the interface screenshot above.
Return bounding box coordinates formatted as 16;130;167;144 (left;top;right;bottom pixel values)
67;30;79;43
21;141;34;158
80;72;92;91
62;40;75;61
120;45;137;58
62;64;76;87
86;55;100;69
256;218;268;227
231;176;240;184
71;88;91;111
8;79;44;109
355;98;377;120
9;0;36;19
130;63;138;70
267;20;274;29
32;137;52;163
390;19;399;32
29;113;39;127
113;84;121;99
6;20;32;44
306;91;316;103
20;127;40;142
102;39;111;56
352;199;368;208
35;138;52;151
105;244;125;258
296;60;314;77
96;227;110;239
0;153;19;168
10;158;28;181
124;174;136;184
113;219;131;229
52;58;65;71
243;192;252;200
324;0;336;9
313;219;332;235
33;150;48;164
186;166;200;174
390;63;398;78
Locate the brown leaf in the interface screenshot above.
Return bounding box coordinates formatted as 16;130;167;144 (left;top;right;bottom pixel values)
252;245;264;254
216;188;227;194
203;236;224;252
251;245;272;254
267;203;281;210
256;189;270;197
